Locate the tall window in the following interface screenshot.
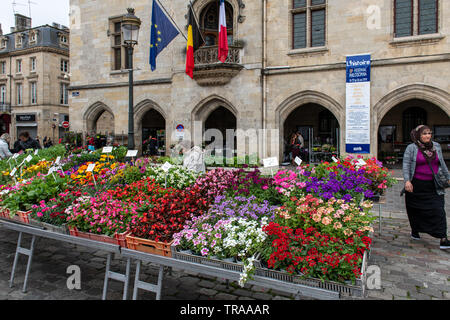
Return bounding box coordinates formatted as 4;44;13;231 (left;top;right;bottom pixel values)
61;59;69;73
30;82;37;104
30;57;36;72
16;83;23;105
199;2;234;46
16;60;22;73
110;19;131;70
60;83;68;105
0;85;6;104
394;0;438;37
0;61;5;74
292;0;326;49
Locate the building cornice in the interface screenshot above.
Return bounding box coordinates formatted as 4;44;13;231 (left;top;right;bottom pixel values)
68;78;172;91
0;46;69;58
263;53;450;75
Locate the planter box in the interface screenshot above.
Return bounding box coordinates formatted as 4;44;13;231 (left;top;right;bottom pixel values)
171;246;261;273
68;226;129;247
126;235;173;257
29;218;69;235
0;208;30;224
0;207;9;219
254;249;370;298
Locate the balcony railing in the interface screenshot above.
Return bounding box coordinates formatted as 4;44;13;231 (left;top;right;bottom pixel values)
0;103;11;113
194;45;242;65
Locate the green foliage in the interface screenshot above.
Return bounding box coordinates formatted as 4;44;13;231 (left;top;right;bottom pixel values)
123;165;146;184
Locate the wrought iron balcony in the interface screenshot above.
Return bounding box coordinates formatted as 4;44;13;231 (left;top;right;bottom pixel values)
0;103;11;113
193;45;244;86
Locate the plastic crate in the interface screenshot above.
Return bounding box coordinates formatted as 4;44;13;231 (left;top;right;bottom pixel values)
68;226;128;247
254;250;369;298
171;246;261;273
126;235;173;257
0;207;9;219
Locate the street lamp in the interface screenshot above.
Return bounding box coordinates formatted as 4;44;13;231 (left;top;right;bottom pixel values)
122;8;141;150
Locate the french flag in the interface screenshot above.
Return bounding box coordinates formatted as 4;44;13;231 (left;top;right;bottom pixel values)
218;0;228;62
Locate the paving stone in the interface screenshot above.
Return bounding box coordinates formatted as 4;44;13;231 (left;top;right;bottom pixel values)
215;293;238;300
232;288;254;298
238;296;256;300
197;288;218;297
198;279;216;289
272;295;292;300
251;292;273;300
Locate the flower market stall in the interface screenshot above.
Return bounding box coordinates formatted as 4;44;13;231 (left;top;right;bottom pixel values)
0;145;397;299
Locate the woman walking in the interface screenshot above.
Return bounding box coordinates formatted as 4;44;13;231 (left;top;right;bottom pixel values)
403;125;450;250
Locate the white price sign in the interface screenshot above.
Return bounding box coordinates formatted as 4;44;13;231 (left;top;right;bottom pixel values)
358;159;367;166
126;150;138;158
103;146;113;153
332;156;339;163
25;155;33;162
86;163;96;172
294;157;302;166
55;156;61;165
12;153;20;159
161;162;173;172
34;150;39;155
10;168;17;177
263;157;279;168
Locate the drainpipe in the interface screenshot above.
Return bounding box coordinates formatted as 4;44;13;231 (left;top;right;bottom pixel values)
9;55;12;139
261;0;267;159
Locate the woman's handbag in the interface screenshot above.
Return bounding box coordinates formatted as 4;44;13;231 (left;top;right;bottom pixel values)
425;157;450;189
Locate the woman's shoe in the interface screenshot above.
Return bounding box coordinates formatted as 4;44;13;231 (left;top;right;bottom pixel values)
411;232;421;240
440;238;450;250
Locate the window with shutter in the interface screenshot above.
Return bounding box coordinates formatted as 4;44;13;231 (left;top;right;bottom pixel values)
394;0;413;37
291;0;326;49
419;0;437;35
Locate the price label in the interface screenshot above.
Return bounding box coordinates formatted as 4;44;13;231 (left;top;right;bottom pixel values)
263;157;279;168
103;146;113;153
55;156;61;165
34;150;39;155
358;159;366;166
161;162;173;172
25;155;33;162
12;153;20;159
86;163;96;172
332;156;339;163
10;168;17;177
126;150;138;158
294;157;302;166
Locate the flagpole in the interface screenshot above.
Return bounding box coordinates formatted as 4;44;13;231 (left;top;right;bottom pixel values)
188;0;206;44
154;0;187;40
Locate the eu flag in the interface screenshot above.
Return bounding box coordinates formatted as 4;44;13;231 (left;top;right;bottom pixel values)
150;0;179;71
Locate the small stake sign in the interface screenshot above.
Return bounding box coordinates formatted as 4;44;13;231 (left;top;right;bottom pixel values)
55;156;61;165
161;162;173;172
332;156;339;163
10;168;17;177
263;157;279;168
294;157;302;166
34;150;39;155
358;159;366;166
126;150;138;158
86;163;96;172
103;146;113;153
25;155;33;163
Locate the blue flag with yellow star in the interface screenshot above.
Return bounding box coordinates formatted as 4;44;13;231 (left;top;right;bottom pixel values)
150;0;179;71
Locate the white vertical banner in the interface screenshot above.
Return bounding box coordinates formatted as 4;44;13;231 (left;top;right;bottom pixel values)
345;54;371;154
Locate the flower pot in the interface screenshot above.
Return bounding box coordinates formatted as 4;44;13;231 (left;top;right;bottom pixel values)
0;207;10;219
68;226;129;247
126;234;173;257
29;218;69;235
9;210;31;224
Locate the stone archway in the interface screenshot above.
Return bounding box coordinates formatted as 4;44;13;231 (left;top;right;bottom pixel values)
134;99;168;154
83;101;115;136
374;84;450;161
275;91;344;161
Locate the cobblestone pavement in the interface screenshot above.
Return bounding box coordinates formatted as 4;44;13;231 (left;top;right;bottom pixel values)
0;170;448;300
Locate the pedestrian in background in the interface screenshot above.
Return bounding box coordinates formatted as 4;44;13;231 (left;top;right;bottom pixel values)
13;132;41;153
402;125;450;250
0;133;12;159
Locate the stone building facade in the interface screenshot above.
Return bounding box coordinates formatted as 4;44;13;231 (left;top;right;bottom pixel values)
68;0;449;161
0;14;70;145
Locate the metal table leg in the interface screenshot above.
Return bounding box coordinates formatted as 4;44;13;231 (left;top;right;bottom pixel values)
102;253;131;300
132;260;165;300
9;232;37;293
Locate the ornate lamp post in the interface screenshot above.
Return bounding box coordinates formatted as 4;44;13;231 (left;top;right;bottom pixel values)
122;8;141;150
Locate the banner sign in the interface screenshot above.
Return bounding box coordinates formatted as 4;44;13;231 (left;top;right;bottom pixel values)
345;54;371;154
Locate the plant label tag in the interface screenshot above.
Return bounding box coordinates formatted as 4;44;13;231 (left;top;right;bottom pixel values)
294;157;302;166
10;168;17;176
332;156;338;163
34;150;38;155
103;146;113;153
86;163;96;172
55;156;61;165
25;155;33;162
12;153;20;159
126;150;138;158
263;157;279;168
161;162;172;172
358;159;366;166
47;167;56;175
